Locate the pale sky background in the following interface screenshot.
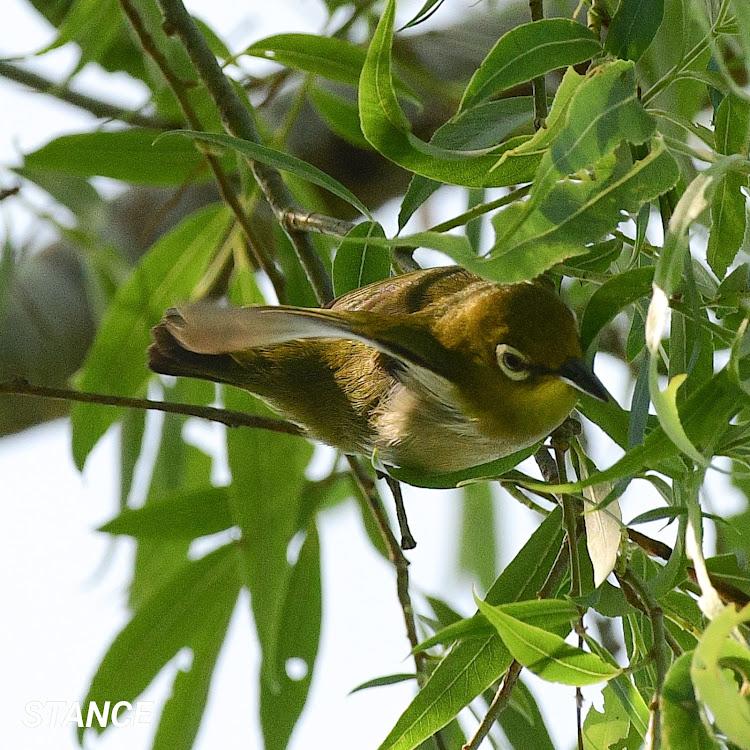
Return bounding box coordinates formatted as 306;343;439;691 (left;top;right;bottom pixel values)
1;2;746;749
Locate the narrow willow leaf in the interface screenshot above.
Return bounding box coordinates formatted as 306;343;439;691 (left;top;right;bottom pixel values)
732;0;750;82
152;594;234;750
460;19;601;110
333;222;390;297
459;482;496;591
582;684;631;750
691;604;750;750
359;0;541;188
663;651;718;750
580;267;655;354
499;678;556;750
224;387;314;689
377;509;563;750
164;130;371;217
649;358;707;465
71;205;232;469
260;524;322;750
99;486;234;540
240;33;417;100
583;483;623;588
23;130;217;186
79;545;240;742
350;674;417;694
707;95;750;279
605;0;665;61
399;0;446;30
415;599;579;653
473;139;679;283
476;598;620;686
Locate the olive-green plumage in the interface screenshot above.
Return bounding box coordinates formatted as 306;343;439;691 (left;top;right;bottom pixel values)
148;266;607;472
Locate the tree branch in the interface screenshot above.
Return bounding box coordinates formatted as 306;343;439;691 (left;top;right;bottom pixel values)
156;0;335;305
0;60;178;130
117;0;287;302
0;378;303;435
528;0;548;128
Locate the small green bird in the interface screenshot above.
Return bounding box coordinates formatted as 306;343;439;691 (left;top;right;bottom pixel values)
148;266;607;474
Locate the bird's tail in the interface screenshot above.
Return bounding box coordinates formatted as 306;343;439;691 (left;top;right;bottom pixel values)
148;319;250;389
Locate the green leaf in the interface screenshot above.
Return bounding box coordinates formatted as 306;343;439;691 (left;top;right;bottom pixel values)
580;267;655;355
350;673;417;694
525;60;656;216
99;486;234;540
732;0;750;83
151;590;233;750
605;0;665;61
458;482;496;592
663;651;718;750
377;509;563;750
333;222;390;297
468;139;679;283
476;598;620;686
398;98;534;229
240;33;416;100
582;683;631;750
164;130;371;218
224;388;315;687
359;0;541;188
71;204;232;469
399;0;446;30
707;95;750;279
499;678;556;750
23;130;215;186
460;20;601;110
260;524;322;750
79;544;240;742
388;445;536;489
691;604;750;750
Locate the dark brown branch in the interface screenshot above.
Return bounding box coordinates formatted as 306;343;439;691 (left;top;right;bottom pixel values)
0;378;303;435
117;0;287;302
0;60;178;130
156;0;335;305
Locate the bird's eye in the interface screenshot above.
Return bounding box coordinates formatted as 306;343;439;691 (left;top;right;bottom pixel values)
496;344;530;381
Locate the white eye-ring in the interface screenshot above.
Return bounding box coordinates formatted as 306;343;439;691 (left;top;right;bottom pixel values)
496;344;531;381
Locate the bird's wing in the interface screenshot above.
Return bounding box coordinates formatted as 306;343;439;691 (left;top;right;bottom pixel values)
164;303;459;378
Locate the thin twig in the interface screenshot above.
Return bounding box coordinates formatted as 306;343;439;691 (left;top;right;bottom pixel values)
156;0;335;304
619;568;668;750
528;0;548;128
0;60;179;130
0;378;304;435
462;660;523;750
346;457;424;676
382;473;417;550
429;185;532;234
117;0;286;302
283;210;355;237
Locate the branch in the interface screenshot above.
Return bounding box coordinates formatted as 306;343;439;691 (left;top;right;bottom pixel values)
528;0;548;128
117;0;287;302
462;660;523;750
0;378;303;435
156;0;335;305
0;60;178;130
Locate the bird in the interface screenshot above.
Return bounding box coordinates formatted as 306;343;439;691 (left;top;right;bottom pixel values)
148;265;607;476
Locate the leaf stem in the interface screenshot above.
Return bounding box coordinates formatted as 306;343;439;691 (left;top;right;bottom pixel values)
429;185;532;234
0;378;304;435
155;0;335;304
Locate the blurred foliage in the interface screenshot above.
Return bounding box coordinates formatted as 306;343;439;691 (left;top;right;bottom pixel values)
3;0;750;749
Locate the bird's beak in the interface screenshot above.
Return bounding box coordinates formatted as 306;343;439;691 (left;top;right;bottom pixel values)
558;358;609;402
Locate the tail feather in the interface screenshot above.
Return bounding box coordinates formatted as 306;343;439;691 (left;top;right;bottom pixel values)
148;322;249;388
